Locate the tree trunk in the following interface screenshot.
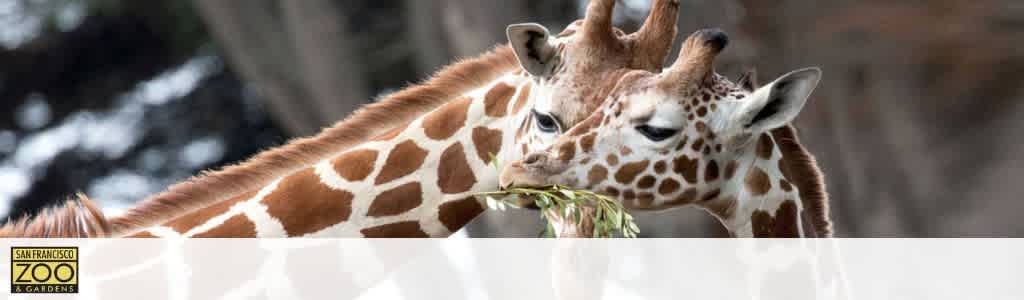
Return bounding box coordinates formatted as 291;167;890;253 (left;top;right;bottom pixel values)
193;0;368;136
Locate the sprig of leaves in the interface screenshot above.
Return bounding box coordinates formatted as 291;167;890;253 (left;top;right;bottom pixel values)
480;152;638;238
477;185;639;238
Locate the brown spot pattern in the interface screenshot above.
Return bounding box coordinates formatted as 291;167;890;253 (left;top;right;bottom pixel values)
637;193;655;207
744;167;772;196
778;158;794;182
332;149;378;182
438;143;477;194
471;127;503;163
672;155;699;183
653;161;666;174
515;114;530;141
579;133;597;152
658;178;680;195
695;121;707;133
129;231;158;238
615;160;650;184
438;197;485;232
569;112;604;136
724;161;738;179
751;200;800;237
423;96;471;140
367;182;423;217
263;168;355;236
165;190;256;234
606;154;619;166
756;133;774;159
484;82;515;117
779;179;793;192
588;165;608;185
705;160;720;182
361;221;430;238
605;187;620;196
637;175;657;189
510;82;531;115
557;142;576;162
691;138;705;152
375;140;428;185
623;190;636;200
193;214;257;238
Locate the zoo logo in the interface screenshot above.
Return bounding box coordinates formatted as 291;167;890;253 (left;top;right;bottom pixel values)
10;247;78;294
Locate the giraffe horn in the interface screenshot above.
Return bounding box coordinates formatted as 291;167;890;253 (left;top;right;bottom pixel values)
662;28;729;87
629;0;681;70
580;0;617;48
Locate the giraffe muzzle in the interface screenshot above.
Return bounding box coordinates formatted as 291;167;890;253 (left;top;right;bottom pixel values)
499;153;568;188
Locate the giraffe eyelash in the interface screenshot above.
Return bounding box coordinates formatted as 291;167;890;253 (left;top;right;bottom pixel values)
636;125;679;142
532;109;561;133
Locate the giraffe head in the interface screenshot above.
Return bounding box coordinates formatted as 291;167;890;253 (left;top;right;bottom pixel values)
506;0;680;155
501;28;822;220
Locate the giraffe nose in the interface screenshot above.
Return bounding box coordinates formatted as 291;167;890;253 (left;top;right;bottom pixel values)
522;152;548;168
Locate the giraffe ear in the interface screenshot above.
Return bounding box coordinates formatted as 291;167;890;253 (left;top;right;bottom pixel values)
737;67;821;132
507;23;559;77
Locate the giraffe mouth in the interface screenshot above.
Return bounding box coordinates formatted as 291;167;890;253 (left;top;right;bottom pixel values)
498;153;567;189
498;161;550;188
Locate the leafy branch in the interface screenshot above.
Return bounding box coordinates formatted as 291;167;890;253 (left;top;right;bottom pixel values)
478;153;639;238
476;185;639;238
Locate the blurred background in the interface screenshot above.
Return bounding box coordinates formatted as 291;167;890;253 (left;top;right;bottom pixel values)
0;0;1021;237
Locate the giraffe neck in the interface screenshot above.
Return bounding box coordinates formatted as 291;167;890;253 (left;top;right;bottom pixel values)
132;74;534;238
699;126;830;238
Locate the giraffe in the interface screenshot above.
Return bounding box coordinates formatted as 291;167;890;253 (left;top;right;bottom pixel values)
0;0;682;238
500;28;833;238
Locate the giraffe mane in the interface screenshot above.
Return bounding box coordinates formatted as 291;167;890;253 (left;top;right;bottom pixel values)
0;193;111;238
771;125;833;237
96;45;519;236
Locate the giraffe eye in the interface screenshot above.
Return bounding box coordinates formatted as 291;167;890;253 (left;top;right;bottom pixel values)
636;125;678;142
532;109;560;133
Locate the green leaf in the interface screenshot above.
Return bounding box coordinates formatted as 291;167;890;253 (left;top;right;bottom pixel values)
485;196;498;210
536;192;552;206
558;189;577;200
472;184;640;238
542;222;556;238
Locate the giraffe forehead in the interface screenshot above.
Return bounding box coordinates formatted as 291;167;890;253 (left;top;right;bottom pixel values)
543;69;633;126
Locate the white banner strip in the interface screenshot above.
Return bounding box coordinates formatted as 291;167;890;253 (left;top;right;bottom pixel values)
1;239;1021;300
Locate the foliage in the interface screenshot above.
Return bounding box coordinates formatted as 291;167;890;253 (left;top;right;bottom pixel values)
477;185;640;238
476;154;639;238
